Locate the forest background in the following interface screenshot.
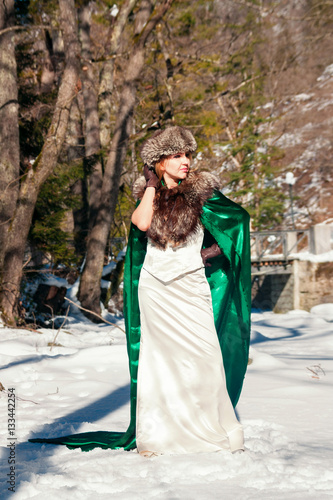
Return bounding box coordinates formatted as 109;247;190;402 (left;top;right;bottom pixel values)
1;0;333;326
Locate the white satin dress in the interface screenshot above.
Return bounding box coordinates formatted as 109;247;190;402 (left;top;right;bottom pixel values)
136;226;244;455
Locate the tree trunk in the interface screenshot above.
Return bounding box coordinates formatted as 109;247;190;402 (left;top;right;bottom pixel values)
78;0;174;317
0;0;20;277
98;0;138;149
156;23;175;121
0;0;81;325
67;97;88;259
79;4;104;231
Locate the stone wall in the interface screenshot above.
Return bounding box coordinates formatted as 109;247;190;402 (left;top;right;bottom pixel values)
251;261;333;312
295;260;333;311
252;271;294;313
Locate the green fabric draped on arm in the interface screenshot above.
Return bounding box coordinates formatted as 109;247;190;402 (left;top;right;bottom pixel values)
29;191;251;451
201;190;251;406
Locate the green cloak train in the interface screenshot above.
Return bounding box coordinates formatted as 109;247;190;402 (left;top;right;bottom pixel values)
29;190;251;451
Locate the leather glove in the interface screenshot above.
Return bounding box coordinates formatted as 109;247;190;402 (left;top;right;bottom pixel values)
201;243;222;267
144;164;159;189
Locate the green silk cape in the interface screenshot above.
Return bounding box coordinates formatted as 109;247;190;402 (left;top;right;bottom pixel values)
29;191;251;451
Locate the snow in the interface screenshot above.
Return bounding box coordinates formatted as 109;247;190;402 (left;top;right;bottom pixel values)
1;307;333;499
101;262;116;277
311;303;333;323
275;131;303;148
317;63;333;82
295;250;333;263
293;93;313;102
42;275;69;289
63;280;82;316
249;248;333;264
116;249;126;262
100;279;111;289
262;102;274;109
109;4;119;17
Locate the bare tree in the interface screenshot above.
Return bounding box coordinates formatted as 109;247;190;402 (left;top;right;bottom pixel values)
0;0;20;284
78;0;174;317
79;3;104;232
0;0;81;325
99;0;138;150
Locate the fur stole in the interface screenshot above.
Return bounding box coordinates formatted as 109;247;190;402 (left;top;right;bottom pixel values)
132;171;220;249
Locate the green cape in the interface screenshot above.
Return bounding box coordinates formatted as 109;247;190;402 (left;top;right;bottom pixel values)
29;191;251;451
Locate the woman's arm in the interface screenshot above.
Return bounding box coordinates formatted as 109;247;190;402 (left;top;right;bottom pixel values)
131;186;155;231
131;165;159;231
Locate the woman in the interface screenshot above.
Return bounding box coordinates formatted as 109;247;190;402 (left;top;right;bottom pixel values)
29;126;251;454
131;126;249;456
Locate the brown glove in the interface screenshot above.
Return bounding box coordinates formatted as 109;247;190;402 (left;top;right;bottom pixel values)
201;243;222;267
144;164;159;189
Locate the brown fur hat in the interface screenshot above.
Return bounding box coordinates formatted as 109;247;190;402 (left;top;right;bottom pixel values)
140;126;197;168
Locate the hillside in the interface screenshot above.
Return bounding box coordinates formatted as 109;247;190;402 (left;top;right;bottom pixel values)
273;63;333;227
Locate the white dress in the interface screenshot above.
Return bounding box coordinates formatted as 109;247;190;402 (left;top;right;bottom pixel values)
136;226;244;455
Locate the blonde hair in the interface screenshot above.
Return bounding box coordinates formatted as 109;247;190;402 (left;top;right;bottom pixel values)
154;159;165;181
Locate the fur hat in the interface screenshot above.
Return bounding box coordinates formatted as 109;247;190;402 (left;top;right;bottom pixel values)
140;126;197;168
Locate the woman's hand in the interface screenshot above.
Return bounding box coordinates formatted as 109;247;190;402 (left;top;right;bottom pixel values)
201;243;222;267
144;164;159;189
131;165;158;231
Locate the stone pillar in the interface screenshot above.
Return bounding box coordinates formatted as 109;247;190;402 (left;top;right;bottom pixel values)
309;225;332;254
293;260;300;310
286;231;297;255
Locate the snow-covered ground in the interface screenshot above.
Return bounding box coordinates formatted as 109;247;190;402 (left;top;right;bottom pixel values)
1;305;333;499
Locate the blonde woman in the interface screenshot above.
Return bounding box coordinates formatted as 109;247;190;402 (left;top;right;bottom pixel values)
30;126;251;455
130;126;250;456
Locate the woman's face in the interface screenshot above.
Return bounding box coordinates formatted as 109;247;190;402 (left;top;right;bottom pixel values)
160;152;191;186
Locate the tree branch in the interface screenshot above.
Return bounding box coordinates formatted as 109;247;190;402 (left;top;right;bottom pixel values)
64;297;125;333
136;0;174;48
0;24;53;37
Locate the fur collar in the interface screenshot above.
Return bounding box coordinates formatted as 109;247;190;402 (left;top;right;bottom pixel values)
132;171;220;249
